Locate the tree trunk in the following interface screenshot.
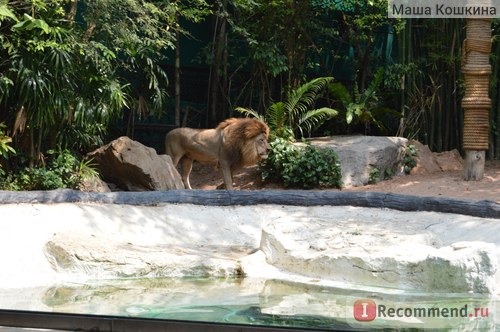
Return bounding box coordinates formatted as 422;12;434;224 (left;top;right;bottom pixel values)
208;0;227;127
2;190;497;219
67;0;78;26
464;150;485;180
461;18;492;181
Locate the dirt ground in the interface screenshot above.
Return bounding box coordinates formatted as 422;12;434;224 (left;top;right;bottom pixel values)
188;160;500;203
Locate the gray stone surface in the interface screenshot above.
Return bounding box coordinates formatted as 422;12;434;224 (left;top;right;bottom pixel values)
44;232;246;278
87;136;184;191
35;205;498;295
79;176;111;192
259;216;497;294
302;136;408;187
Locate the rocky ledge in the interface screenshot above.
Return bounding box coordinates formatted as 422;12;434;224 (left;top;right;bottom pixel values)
44;216;497;294
0;191;497;295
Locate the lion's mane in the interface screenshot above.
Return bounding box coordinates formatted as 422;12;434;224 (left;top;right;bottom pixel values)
218;118;270;170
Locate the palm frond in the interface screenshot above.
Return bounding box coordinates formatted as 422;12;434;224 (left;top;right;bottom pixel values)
285;77;334;125
361;67;384;103
328;81;352;106
235;107;265;122
266;102;287;132
297;107;338;137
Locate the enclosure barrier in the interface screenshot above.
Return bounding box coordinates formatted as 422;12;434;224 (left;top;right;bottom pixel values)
0;189;498;331
0;189;498;220
0;309;345;332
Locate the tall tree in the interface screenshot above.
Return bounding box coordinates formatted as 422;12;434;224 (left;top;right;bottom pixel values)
0;1;178;161
171;0;211;126
203;0;229;126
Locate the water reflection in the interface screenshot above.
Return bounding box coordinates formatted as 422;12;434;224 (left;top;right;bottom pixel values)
0;277;493;331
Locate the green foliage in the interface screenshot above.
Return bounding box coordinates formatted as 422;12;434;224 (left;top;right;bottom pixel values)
368;167;380;184
230;0;331;85
206;0;342;113
260;137;300;182
0;149;99;191
403;144;418;174
396;19;468;153
311;0;368;12
237;77;338;139
0;0;179;159
260;138;342;189
0;4;17;22
175;0;211;24
0;122;15;179
328;68;400;134
314;0;397;94
82;0;180;118
0;123;15;160
12;167;66;191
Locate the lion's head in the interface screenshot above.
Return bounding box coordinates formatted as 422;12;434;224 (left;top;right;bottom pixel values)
217;118;270;169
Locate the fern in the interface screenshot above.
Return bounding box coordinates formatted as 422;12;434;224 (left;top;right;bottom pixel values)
328;82;352;106
234;107;263;121
297;107;338;137
328;68;401;134
237;77;338;140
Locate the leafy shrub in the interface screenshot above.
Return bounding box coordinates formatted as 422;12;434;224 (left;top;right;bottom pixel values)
0;123;15;160
0;122;16;180
14;167;66;191
260;138;301;183
368;167;380;184
260;138;342;189
328;68;400;134
403;144;418;174
0;149;99;191
385;167;396;179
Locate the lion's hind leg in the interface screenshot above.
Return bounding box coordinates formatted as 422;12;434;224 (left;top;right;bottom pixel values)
179;156;193;189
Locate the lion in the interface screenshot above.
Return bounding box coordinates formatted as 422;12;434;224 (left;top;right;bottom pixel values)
165;118;270;190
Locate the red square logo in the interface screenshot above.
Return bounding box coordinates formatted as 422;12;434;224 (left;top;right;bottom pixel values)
353;299;377;321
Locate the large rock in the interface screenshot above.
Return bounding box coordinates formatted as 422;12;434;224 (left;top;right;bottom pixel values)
0;200;497;297
259;216;497;294
410;140;463;174
87;136;184;191
303;136;408;187
409;140;441;174
79;176;111;192
44;232;247;278
41;208;498;295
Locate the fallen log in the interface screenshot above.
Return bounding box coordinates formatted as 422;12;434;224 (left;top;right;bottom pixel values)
0;189;498;219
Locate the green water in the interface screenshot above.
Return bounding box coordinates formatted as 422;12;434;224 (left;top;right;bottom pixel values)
6;277;497;331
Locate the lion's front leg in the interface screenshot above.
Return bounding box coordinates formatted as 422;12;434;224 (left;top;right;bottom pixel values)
220;162;234;190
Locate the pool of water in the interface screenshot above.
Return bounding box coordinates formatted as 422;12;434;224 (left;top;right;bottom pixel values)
1;277;496;331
